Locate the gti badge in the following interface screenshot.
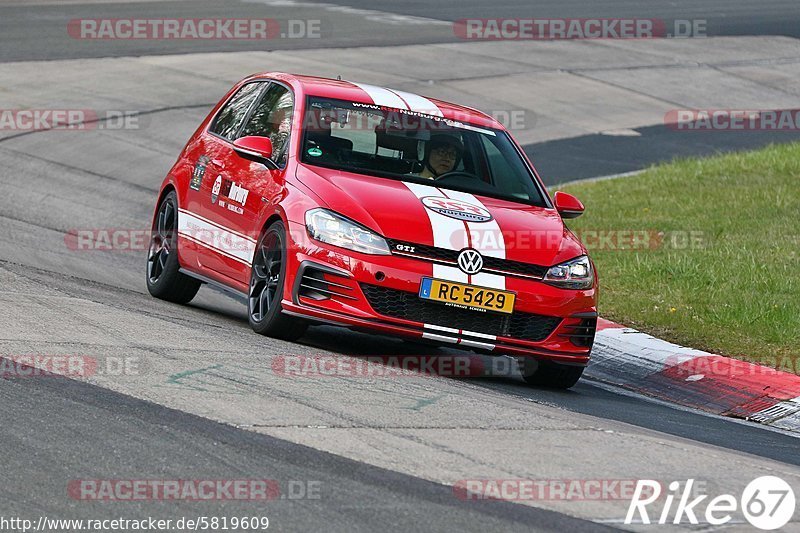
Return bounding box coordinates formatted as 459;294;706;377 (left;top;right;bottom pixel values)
457;248;483;274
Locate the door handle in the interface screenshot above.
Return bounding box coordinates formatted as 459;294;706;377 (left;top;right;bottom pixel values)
210;159;225;169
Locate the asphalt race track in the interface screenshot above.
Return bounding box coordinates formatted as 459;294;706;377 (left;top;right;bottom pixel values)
1;1;799;531
3;0;800;61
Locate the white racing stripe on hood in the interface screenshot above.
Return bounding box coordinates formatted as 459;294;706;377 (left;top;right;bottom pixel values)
440;190;507;290
403;182;468;283
386;88;443;117
352;82;407;109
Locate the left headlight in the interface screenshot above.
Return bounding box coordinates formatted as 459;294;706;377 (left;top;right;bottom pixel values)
305;208;391;255
543;255;594;290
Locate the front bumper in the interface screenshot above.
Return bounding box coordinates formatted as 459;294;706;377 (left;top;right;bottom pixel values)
282;220;597;366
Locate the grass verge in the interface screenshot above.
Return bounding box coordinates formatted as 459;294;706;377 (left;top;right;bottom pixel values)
559;142;799;371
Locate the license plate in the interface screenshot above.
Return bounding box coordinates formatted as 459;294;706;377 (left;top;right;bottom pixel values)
419;278;515;314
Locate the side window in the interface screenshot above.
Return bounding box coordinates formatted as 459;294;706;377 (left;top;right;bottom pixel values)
209;83;264;140
241;84;294;166
480;134;537;202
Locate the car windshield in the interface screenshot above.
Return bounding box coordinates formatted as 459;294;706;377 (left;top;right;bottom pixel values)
300;97;547;207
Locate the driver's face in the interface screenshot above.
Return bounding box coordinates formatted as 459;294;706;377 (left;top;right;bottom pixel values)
429;146;458;175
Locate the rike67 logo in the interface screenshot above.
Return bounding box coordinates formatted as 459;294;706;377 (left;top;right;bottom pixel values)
626;477;796;530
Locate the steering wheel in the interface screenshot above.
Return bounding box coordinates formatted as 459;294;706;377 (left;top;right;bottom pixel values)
433;170;482;182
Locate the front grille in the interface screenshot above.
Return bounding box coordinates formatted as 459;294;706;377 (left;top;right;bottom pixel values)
361;284;561;342
483;256;548;278
386;239;548;279
509;313;567;343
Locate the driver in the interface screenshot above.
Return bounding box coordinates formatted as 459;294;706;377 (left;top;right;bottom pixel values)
418;133;464;179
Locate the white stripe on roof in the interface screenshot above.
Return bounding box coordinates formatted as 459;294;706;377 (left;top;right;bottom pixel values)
352;82;407;109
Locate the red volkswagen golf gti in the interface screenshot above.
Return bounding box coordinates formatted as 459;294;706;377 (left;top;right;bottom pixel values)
147;72;598;388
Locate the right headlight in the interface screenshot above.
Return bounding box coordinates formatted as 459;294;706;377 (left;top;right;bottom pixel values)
543;255;594;290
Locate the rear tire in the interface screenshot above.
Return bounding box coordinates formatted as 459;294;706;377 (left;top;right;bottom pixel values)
520;358;584;389
146;191;201;304
248;220;308;341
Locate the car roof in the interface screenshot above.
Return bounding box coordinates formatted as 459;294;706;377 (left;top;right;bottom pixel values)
251;72;504;130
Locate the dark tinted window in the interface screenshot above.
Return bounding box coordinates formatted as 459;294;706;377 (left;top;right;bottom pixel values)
210;82;264;140
241;84;294;166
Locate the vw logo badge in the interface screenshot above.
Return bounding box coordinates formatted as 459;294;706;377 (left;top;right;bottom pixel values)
457;248;483;275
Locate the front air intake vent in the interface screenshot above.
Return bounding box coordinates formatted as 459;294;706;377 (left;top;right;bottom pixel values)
559;317;597;347
297;265;356;301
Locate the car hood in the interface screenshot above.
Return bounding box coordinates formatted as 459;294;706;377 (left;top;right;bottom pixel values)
296;165;586;266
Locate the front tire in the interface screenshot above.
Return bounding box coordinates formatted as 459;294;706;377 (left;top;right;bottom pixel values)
520;358;584;389
248;220;308;341
146;191;201;304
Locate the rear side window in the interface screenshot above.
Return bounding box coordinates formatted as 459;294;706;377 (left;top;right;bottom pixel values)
209;82;264;140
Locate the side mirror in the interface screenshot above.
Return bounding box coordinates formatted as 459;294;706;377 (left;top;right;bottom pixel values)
553;191;585;219
233;136;278;170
